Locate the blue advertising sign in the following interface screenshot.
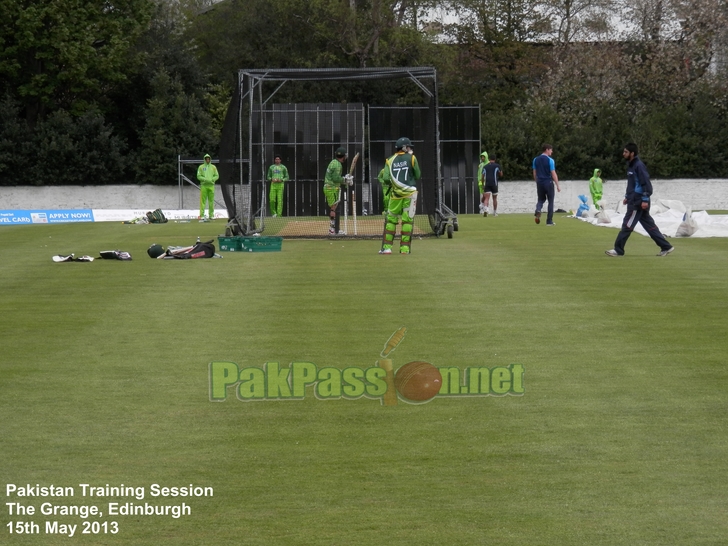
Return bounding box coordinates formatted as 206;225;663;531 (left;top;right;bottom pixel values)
0;210;95;225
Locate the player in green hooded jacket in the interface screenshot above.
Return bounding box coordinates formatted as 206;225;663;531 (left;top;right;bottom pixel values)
477;151;488;213
197;154;219;220
323;147;352;234
379;137;421;254
267;155;289;217
589;168;603;209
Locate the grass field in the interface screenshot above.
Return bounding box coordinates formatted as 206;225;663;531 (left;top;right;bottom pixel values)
2;214;728;545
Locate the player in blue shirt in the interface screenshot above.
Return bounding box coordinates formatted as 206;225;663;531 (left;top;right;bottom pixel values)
532;144;561;225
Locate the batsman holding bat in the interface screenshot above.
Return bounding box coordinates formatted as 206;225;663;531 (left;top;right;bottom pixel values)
323;147;353;235
379;137;421;254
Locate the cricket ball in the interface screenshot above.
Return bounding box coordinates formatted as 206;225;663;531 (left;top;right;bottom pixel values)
394;361;442;402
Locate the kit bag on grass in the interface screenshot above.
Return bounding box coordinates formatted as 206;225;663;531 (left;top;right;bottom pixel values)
99;250;132;261
170;240;216;259
146;209;168;224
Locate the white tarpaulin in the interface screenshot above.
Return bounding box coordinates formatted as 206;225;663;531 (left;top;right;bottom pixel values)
575;200;728;238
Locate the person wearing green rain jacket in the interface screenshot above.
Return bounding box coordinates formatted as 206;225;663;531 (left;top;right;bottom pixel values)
197;154;219;220
267;155;289;217
477;151;489;213
589;168;603;209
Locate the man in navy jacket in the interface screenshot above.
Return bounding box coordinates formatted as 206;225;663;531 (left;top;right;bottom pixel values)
605;143;674;257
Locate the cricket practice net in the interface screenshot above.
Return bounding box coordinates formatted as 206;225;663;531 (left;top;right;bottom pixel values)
218;68;449;239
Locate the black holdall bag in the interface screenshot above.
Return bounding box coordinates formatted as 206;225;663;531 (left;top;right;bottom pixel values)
174;241;216;259
163;240;216;259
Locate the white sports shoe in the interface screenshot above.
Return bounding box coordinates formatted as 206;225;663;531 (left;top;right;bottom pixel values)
657;247;675;257
379;249;392;254
605;249;621;257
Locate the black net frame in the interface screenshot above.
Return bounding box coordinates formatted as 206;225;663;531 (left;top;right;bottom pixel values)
219;67;446;238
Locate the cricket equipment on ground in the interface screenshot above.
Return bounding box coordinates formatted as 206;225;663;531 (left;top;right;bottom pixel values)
605;249;621;257
147;244;165;258
157;240;218;259
657;247;675;256
146;209;168;224
52;254;95;262
99;250;132;261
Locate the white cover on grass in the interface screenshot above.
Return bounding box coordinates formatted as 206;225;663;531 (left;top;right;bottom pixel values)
575;200;728;238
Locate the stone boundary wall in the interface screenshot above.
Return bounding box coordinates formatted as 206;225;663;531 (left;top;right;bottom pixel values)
2;180;727;214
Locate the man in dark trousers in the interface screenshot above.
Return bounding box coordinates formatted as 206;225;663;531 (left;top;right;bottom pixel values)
532;144;560;225
605;143;675;257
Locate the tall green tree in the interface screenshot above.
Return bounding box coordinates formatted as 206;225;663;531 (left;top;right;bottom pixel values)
0;0;153;128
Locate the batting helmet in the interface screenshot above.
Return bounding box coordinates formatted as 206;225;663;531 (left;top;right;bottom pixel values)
395;137;412;151
147;244;165;259
335;147;347;158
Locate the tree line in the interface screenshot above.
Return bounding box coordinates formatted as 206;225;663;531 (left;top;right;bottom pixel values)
1;0;727;186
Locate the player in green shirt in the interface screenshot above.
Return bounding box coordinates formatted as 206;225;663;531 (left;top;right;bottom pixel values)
266;155;289;217
379;137;421;254
477;151;488;214
323;147;352;234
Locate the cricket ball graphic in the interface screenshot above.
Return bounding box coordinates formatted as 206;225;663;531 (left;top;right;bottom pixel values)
394;361;443;402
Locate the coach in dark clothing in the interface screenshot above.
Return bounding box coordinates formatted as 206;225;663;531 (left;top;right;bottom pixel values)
605;143;675;257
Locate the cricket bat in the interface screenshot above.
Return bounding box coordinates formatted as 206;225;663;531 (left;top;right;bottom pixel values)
344;152;360;236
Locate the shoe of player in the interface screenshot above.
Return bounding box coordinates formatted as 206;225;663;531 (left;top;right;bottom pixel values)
493;212;498;217
483;210;488;217
546;221;555;226
379;249;392;255
329;228;336;235
657;246;675;257
605;249;621;257
534;211;541;224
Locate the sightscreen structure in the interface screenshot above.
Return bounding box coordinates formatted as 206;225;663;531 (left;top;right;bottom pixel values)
218;67;464;239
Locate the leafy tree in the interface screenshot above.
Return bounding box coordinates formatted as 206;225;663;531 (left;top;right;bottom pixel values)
133;70;216;185
0;0;153;128
25;109;128;186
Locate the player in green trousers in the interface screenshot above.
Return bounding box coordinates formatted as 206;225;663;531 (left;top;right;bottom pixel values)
589;168;603;209
197;154;219;220
323;147;352;234
379;137;421;254
267;155;289;217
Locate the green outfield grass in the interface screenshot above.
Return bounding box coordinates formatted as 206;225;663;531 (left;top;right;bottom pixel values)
2;214;728;545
